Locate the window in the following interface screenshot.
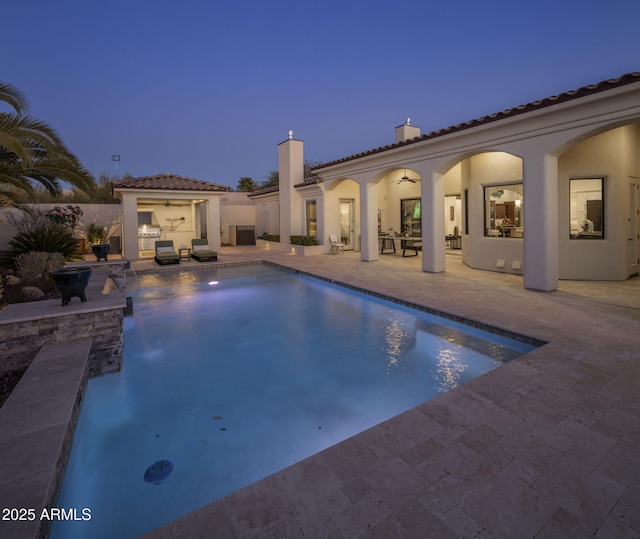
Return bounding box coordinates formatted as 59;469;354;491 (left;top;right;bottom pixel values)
306;200;317;237
484;184;523;238
570;178;603;239
137;211;152;226
401;199;421;236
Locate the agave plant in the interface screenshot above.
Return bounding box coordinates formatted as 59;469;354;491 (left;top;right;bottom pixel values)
7;225;83;265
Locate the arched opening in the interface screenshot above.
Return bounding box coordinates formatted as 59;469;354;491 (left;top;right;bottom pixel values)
437;151;524;275
374;168;422;238
556;122;640;280
323;178;360;251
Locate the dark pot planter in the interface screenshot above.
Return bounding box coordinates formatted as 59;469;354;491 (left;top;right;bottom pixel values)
91;244;110;261
49;267;93;306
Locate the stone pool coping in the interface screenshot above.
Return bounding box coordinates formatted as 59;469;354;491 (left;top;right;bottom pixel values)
0;261;129;539
0;338;91;539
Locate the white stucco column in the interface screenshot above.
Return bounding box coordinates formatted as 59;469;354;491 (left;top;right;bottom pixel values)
121;193;139;260
417;164;445;273
206;195;222;253
523;153;559;291
360;180;379;261
278;135;304;243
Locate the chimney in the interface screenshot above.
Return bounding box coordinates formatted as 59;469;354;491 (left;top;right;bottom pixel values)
395;117;421;143
278;131;304;241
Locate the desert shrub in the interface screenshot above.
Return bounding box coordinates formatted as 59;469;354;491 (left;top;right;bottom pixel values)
3;205;52;233
290;235;319;246
45;205;83;232
15;251;64;287
46;252;64;271
7;225;82;266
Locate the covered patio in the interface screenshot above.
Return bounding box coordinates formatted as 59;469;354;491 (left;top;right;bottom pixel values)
112;174;231;260
273;73;640;292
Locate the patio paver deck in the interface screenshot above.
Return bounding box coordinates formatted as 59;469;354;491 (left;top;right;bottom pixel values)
129;247;638;537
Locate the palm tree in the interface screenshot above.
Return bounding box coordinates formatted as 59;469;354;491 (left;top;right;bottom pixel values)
236;176;257;192
0;81;95;205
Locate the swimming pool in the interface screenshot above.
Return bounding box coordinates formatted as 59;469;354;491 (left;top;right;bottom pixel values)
52;263;538;538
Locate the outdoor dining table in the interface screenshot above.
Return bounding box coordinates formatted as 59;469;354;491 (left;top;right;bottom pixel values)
379;235;397;254
379;236;422;255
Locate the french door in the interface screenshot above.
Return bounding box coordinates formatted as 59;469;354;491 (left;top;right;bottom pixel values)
339;199;355;250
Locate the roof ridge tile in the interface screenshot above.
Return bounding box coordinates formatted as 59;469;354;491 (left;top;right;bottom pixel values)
313;71;640;170
113;173;230;192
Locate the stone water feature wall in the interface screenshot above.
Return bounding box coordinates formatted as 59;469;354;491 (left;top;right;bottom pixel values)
0;308;123;376
0;260;129;377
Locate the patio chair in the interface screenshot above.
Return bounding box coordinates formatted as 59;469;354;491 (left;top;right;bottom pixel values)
190;238;218;262
329;234;345;254
154;240;180;265
402;238;421;257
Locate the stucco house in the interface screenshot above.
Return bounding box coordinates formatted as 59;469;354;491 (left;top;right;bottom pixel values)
250;72;640;292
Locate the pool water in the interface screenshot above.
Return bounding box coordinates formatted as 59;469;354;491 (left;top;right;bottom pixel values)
52;264;538;539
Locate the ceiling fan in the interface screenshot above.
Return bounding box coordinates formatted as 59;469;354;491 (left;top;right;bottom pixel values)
396;169;421;184
138;200;191;207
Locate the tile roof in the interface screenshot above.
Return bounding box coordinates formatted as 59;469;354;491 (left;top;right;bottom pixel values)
247;185;280;197
112;174;231;192
247;176;323;196
294;176;322;188
313;71;640;170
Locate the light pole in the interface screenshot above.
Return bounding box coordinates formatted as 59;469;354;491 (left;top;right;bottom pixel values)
111;154;121;175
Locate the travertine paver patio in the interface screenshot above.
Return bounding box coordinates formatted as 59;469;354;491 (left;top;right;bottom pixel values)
128;246;639;538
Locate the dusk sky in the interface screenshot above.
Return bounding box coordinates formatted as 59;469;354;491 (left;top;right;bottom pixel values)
4;0;640;189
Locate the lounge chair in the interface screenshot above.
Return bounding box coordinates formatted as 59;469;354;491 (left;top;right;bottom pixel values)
154;240;180;265
329;234;345;254
190;238;218;262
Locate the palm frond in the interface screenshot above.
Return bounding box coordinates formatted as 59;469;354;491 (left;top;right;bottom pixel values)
0;170;36;192
0;114;30;162
0;82;29;115
0;95;96;196
1;113;66;151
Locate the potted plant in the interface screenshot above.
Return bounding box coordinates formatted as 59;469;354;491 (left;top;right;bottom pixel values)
86;223;110;261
